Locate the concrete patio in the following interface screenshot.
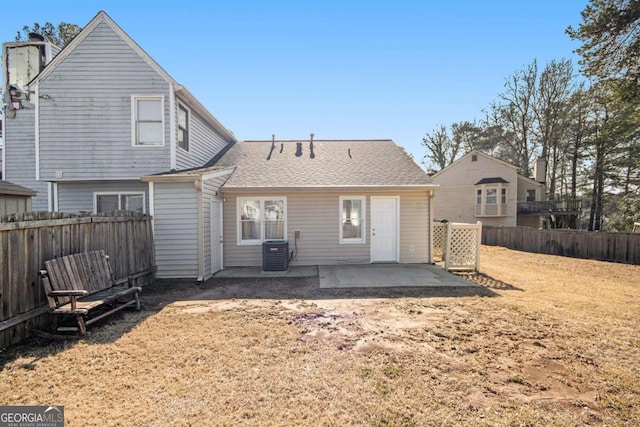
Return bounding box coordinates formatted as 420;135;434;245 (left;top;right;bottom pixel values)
213;264;477;289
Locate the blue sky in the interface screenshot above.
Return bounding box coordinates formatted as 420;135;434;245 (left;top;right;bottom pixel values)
1;1;588;163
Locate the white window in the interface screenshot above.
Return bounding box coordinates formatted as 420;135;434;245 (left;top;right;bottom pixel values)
475;185;508;217
340;196;366;244
486;188;498;205
132;96;164;146
94;192;145;214
178;104;189;151
237;197;286;245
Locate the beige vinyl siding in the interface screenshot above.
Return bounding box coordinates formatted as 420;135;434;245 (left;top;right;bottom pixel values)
517;175;543;202
56;181;149;213
38;20;171;181
154;182;199;278
175;103;229;170
3;108;48;210
432;154;518;226
222;190;431;267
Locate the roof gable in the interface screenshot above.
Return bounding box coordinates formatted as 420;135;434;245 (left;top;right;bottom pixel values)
214;139;435;189
431;150;518;179
30;11;236;143
32;11;173;86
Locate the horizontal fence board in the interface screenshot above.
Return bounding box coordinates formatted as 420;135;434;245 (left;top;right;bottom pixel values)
482;226;640;264
0;211;155;348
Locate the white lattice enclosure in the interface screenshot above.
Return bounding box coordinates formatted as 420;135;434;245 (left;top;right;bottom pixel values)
443;222;482;272
432;222;447;262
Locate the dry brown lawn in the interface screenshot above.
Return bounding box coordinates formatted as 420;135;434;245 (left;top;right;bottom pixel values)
1;246;639;426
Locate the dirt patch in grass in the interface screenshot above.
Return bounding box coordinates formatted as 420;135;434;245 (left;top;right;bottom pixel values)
1;246;639;426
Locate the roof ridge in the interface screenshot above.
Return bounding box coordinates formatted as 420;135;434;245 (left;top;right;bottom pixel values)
241;139;393;143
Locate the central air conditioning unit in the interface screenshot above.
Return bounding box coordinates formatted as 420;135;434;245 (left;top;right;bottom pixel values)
262;240;289;271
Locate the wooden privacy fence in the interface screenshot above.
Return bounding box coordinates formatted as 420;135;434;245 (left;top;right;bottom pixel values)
433;221;482;272
0;211;155;348
482;226;640;264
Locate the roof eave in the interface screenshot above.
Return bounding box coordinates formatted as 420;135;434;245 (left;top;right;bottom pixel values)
175;87;237;144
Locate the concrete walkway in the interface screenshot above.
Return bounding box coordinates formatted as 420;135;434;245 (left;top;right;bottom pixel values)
318;264;477;289
214;264;477;289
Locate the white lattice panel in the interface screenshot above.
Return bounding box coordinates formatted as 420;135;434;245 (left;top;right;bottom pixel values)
444;222;482;272
432;222;447;262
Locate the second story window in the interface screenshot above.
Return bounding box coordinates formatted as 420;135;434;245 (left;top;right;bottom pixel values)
178;104;189;151
133;96;164;146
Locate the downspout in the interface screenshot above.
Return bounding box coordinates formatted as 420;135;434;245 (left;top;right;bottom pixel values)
1;107;5;179
169;82;177;170
195;178;204;281
148;181;155;232
34;84;40;181
428;189;435;264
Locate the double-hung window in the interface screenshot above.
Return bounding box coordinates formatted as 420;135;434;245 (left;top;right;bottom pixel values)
475;178;508;217
94;192;145;214
340;196;366;244
238;197;286;245
178;104;189;151
132;96;164;146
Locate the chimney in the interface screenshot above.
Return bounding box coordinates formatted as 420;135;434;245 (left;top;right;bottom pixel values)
533;156;546;184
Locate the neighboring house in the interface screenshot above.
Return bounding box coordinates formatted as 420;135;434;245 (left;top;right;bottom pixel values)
1;11;237;279
213;139;437;267
431;150;545;228
0;180;36;216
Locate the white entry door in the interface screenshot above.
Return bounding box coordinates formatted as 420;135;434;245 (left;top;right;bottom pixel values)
210;200;223;274
371;197;399;262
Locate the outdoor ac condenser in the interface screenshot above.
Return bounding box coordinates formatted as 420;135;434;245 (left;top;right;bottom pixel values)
262;240;289;271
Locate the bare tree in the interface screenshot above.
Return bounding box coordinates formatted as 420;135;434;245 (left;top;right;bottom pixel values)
421;125;460;172
489;60;539;176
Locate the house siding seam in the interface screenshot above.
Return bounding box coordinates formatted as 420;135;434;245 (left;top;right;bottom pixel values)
153;182;199;278
37;20;171;182
222;190;431;267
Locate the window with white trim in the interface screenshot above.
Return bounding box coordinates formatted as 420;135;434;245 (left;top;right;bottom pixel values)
94;192;145;214
132;96;164;146
237;197;286;245
340;196;366;244
178;104;189;151
475;185;508;217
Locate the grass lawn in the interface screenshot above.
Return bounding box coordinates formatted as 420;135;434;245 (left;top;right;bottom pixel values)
1;246;639;426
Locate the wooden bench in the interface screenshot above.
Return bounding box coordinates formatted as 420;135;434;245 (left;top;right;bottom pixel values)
40;250;142;335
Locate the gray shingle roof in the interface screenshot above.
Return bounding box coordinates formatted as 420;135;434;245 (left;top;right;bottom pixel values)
0;180;37;196
475;177;509;185
214;139;434;189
